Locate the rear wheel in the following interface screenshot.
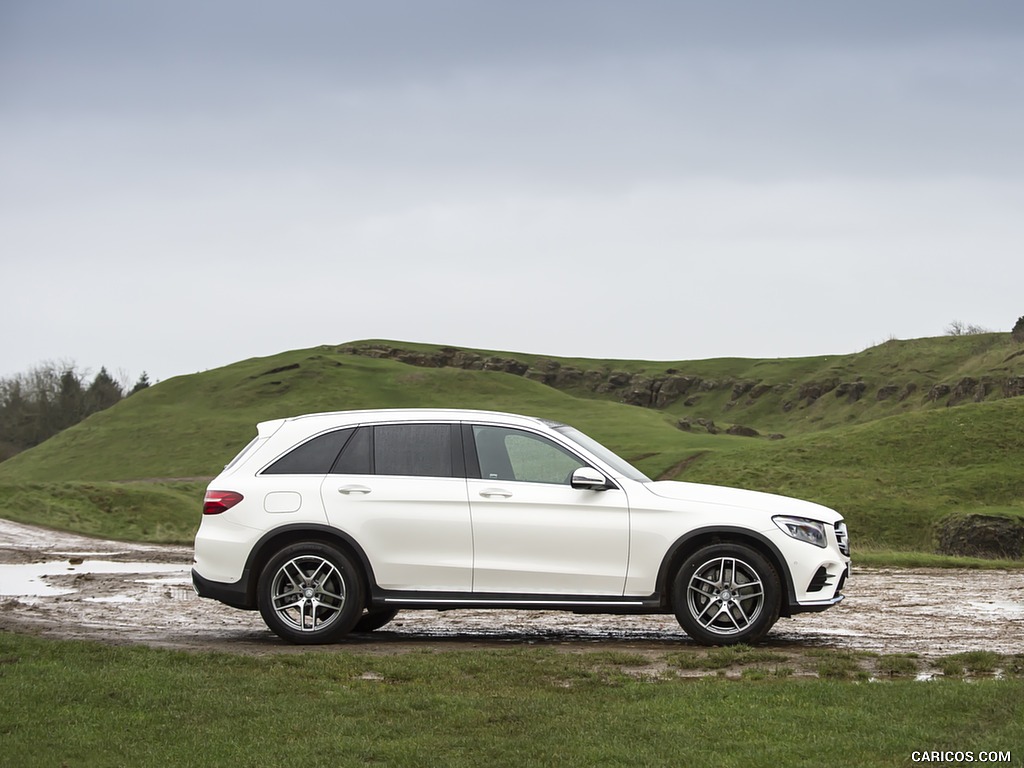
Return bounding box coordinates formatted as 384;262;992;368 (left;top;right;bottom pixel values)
672;543;780;645
257;541;364;644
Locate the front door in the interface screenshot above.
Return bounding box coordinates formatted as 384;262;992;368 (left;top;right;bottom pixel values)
467;424;630;596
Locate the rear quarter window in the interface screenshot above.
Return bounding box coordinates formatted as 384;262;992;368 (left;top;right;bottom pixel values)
262;428;355;475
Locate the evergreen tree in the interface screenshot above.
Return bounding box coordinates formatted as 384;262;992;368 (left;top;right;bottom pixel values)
57;368;86;430
85;367;123;415
130;371;151;394
1013;316;1024;343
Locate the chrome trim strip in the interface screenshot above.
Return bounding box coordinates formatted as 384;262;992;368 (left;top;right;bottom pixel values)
383;598;647;607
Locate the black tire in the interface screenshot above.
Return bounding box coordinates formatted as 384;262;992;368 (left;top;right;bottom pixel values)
672;543;780;646
257;541;364;644
353;607;400;633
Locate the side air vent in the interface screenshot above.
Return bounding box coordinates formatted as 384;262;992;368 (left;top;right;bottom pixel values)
807;566;832;593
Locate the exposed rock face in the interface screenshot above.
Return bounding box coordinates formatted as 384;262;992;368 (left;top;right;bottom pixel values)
835;381;867;403
1004;377;1024;397
748;383;774;401
798;380;839;404
936;514;1024;560
899;382;918;401
731;381;756;400
876;384;901;401
725;424;760;437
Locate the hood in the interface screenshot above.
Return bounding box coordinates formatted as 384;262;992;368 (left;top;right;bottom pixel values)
642;480;842;523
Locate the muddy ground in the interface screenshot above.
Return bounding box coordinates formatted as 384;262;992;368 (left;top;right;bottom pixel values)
1;518;1022;661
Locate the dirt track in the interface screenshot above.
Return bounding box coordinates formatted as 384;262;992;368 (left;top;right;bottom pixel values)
2;518;1022;657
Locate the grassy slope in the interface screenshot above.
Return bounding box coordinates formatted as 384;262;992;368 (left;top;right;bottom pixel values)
0;336;1022;550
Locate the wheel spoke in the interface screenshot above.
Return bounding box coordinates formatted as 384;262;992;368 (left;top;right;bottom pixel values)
691;573;721;590
274;596;305;611
694;598;717;623
282;562;305;590
732;600;751;627
318;587;345;603
309;559;333;587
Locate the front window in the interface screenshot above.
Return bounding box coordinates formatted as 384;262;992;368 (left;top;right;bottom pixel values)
473;426;585;485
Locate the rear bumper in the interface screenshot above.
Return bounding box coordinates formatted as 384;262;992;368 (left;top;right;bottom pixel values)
191;568;255;610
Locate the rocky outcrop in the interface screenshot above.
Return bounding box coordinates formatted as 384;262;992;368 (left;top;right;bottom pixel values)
798;379;840;404
725;424;760;437
876;384;900;401
1004;377;1024;398
835;381;867;403
936;514;1024;560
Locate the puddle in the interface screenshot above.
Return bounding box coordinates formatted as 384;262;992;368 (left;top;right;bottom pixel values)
0;560;192;598
967;600;1024;618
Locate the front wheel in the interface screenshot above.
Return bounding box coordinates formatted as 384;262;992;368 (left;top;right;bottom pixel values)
672;543;780;645
257;541;364;644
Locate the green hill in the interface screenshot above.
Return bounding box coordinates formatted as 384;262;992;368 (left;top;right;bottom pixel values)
1;336;1022;554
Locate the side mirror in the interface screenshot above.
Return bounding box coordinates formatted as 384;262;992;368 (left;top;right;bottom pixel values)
571;467;610;491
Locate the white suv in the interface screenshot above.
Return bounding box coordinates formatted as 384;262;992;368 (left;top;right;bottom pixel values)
192;409;849;645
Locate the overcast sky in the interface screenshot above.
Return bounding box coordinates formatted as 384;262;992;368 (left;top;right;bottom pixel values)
2;1;1023;383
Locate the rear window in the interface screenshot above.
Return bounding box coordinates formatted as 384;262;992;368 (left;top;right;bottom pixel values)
374;424;453;477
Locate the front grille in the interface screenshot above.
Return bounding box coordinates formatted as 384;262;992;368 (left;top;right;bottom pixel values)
835;521;850;556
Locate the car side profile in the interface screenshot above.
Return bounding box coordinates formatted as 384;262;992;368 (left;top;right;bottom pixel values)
192;409;849;645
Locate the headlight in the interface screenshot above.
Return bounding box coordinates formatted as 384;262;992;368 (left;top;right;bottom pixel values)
773;516;827;548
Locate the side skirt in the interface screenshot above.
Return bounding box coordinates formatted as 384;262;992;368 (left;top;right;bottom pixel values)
370;590;668;615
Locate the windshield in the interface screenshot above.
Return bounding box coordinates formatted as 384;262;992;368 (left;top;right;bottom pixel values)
552;425;651;483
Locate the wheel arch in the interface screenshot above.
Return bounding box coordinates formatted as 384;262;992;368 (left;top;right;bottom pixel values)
656;527;796;617
238;524;377;609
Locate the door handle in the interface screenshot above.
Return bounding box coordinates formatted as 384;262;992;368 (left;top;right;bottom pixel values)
479;488;512;499
338;485;371;495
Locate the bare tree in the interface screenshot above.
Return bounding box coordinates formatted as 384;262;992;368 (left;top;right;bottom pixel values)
945;320;991;336
0;360;127;463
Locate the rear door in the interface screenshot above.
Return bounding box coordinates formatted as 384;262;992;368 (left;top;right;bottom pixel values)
320;423;473;592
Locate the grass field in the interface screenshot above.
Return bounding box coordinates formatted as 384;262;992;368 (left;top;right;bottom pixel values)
1;633;1022;768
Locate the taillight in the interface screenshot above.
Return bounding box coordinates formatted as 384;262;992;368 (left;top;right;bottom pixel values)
203;490;244;515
